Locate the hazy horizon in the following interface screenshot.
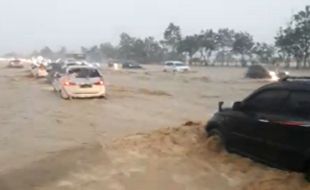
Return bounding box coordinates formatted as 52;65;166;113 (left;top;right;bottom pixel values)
0;0;309;55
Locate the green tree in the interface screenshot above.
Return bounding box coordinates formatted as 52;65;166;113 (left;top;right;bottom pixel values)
40;46;54;59
56;46;67;59
233;32;254;66
163;23;182;53
177;35;200;64
199;29;218;65
216;28;235;65
275;6;310;68
119;33;136;60
100;43;118;59
251;43;275;64
143;37;164;63
88;46;102;62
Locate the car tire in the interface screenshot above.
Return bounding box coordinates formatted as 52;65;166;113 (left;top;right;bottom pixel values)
206;129;225;153
60;89;70;100
98;95;106;99
305;163;310;182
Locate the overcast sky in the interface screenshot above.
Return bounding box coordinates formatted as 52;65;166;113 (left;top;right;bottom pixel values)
0;0;309;54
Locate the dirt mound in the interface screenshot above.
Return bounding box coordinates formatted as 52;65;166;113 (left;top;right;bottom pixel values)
109;123;310;190
2;123;309;190
110;122;205;157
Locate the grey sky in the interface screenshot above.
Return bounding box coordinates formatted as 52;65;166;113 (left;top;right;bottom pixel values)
0;0;309;54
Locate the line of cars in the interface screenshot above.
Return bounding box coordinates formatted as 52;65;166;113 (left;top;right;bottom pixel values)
6;57;310;180
7;58;107;100
107;60;191;72
49;60;190;99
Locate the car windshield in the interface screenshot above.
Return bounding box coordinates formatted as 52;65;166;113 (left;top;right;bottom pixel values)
66;63;78;67
68;68;100;78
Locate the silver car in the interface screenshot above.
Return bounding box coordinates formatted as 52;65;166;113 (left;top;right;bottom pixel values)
52;65;106;99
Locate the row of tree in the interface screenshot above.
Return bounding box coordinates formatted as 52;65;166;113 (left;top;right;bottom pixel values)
276;6;310;68
30;27;273;66
9;5;310;68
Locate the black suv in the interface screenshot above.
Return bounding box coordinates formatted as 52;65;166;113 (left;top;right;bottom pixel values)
205;76;310;179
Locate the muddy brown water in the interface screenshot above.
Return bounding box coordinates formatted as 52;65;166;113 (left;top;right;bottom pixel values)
0;64;309;189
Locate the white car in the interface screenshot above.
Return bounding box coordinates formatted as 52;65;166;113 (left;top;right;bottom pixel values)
8;59;24;68
52;65;106;99
163;61;190;72
31;64;48;78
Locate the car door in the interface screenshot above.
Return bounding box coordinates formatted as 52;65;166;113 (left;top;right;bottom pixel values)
268;91;310;169
229;89;290;162
164;62;172;71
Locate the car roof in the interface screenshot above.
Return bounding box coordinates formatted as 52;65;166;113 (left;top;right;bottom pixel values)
66;65;96;71
165;61;183;64
255;78;310;92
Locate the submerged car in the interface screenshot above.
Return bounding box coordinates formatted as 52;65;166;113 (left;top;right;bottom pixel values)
205;76;310;180
246;64;289;81
46;63;63;83
163;61;190;72
52;65;106;99
8;59;24;68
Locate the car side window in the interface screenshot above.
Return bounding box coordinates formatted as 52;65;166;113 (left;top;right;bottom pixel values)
166;63;173;66
244;90;289;113
287;91;310;119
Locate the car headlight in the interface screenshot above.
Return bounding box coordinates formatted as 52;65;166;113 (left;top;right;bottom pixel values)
269;71;279;81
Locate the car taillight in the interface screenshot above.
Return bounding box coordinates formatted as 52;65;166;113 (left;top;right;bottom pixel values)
64;81;76;86
94;80;104;85
274;121;306;127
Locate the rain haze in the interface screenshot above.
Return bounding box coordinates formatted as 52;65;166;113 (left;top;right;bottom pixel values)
0;0;309;54
2;0;310;189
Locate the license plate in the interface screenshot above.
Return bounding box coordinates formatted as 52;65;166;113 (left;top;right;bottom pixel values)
80;84;92;88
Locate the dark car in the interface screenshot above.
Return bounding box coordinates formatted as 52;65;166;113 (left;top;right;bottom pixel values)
205;76;310;180
246;64;271;78
46;63;63;83
245;64;289;80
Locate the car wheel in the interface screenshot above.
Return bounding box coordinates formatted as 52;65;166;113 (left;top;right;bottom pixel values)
206;129;225;153
60;89;70;100
305;164;310;182
98;95;107;99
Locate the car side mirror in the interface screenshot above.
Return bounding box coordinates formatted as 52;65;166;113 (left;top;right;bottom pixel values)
232;101;242;111
218;101;224;111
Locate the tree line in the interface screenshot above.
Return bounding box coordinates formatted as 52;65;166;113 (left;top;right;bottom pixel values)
8;5;309;69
